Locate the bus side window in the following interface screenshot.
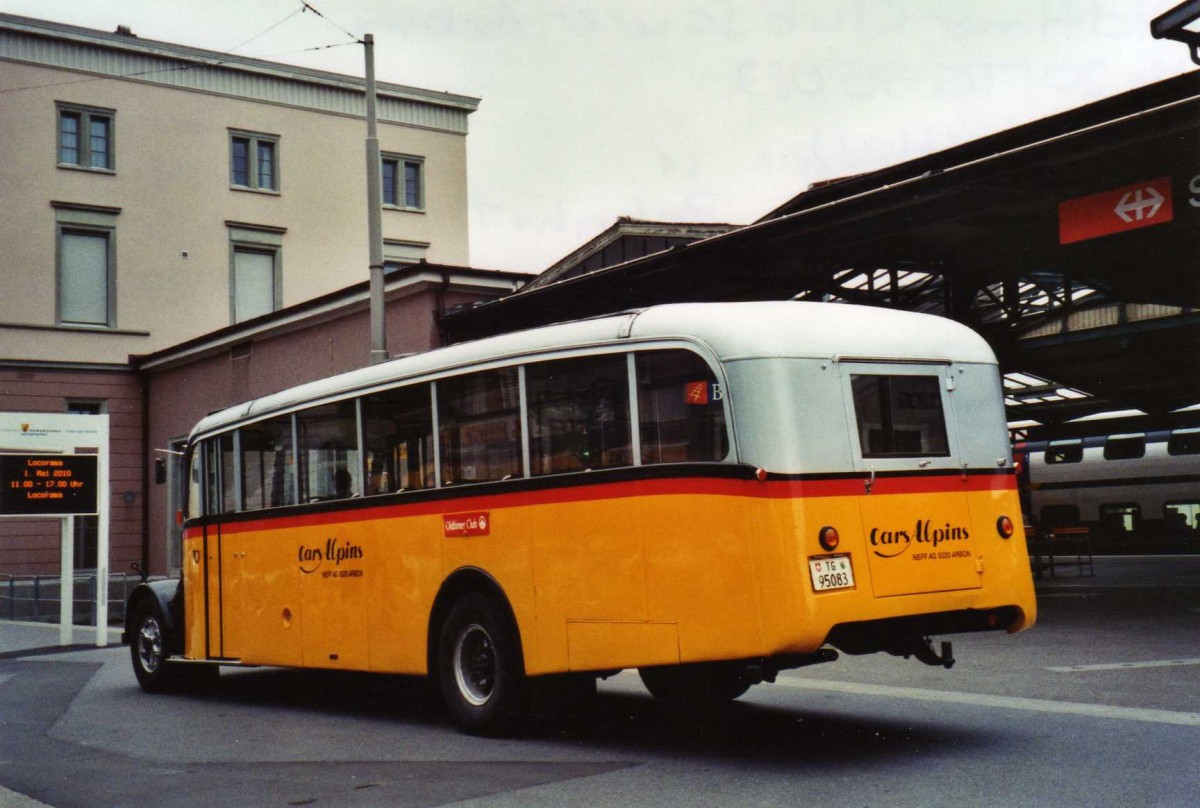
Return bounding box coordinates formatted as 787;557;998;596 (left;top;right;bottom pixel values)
296;400;361;501
636;349;729;464
240;414;296;510
362;383;434;494
439;368;523;485
186;445;202;521
213;434;236;514
527;353;632;475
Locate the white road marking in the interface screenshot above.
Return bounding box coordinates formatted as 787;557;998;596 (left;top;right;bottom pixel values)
774;677;1200;727
1048;657;1200;673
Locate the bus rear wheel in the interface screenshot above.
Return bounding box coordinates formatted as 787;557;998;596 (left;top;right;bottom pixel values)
436;593;525;735
638;662;752;706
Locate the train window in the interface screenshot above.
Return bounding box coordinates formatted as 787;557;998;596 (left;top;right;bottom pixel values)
1099;503;1140;537
1103;434;1145;461
1040;504;1080;528
1045;441;1082;464
1167;429;1200;456
1164;502;1200;532
850;374;949;458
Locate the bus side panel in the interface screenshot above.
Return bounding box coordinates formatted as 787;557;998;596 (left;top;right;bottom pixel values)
363;512;444;674
526;496;650;674
182;528;206;660
642;492;765;662
223;528;304;668
292;520;369;670
440;505;537;669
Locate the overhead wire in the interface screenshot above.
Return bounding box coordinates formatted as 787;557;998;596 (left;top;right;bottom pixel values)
0;1;364;96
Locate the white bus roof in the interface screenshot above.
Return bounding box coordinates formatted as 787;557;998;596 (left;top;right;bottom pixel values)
191;301;996;439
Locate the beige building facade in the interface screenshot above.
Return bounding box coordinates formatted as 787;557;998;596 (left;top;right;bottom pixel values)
0;14;522;583
0;13;478;365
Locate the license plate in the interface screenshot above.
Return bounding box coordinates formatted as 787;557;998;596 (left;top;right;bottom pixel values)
809;554;855;592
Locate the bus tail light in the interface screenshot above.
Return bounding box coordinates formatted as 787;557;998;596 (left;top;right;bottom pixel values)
818;526;840;551
996;515;1014;539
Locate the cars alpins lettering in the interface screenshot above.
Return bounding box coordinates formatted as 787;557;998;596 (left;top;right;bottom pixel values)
870;520;970;558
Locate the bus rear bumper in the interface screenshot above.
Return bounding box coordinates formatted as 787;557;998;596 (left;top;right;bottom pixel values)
823;605;1024;657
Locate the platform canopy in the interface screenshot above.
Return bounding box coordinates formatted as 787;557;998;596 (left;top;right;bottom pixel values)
444;72;1200;438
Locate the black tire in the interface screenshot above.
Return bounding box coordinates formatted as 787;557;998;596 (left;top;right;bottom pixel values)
129;602;218;694
436;592;526;736
638;662;753;706
130;602;181;693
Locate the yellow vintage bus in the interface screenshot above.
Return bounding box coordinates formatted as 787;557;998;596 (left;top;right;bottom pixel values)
125;301;1036;734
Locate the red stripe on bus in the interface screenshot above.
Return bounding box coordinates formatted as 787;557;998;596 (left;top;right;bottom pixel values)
184;472;1015;537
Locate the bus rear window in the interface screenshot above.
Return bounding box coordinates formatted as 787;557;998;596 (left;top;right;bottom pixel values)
851;374;949;458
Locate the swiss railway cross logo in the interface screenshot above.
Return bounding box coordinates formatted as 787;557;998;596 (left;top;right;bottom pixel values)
1058;177;1174;244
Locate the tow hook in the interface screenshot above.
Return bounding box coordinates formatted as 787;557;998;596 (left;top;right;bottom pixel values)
908;637;956;669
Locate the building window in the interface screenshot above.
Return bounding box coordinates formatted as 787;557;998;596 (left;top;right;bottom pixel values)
382;154;423;209
57;104;114;171
58;227;115;326
230;131;279;192
227;222;285;323
231;247;279;322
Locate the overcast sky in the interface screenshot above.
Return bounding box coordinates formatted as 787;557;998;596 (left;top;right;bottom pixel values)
2;1;1192;273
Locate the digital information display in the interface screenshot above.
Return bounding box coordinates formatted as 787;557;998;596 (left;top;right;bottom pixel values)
0;454;99;516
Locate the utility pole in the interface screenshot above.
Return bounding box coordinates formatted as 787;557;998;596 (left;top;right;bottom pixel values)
364;33;388;364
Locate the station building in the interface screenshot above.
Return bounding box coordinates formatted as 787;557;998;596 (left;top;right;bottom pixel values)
0;13;526;579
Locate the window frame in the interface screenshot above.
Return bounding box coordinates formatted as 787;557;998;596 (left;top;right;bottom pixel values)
1045;440;1083;464
1167;429;1200;456
381;153;425;211
229;130;280;193
1103;434;1146;461
56;223;117;328
56;102;115;172
229;244;281;323
188;344;736;516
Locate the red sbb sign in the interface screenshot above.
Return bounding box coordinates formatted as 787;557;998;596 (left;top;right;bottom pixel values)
1059;177;1174;245
443;511;490;537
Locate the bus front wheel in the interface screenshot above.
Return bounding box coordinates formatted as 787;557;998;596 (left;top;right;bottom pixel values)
130;602;183;693
436;593;525;735
638;662;752;706
129;602;217;694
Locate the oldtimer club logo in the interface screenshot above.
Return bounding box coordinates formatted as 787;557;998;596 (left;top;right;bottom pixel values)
298;537;364;577
870;519;970;559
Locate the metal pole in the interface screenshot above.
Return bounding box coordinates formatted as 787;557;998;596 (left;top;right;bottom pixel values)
364;33;388;365
59;517;73;645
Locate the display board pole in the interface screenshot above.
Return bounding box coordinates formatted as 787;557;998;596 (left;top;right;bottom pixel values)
59;517;74;646
95;445;109;647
